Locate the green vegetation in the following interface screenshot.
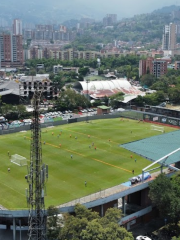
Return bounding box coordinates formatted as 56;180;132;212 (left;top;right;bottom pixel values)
54;204;134;240
135;69;180;106
25;54;141;87
0;119;175;209
55;89;90;111
149;173;180;225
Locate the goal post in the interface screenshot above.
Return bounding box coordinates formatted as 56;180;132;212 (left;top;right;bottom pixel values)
151;125;164;133
10;154;27;166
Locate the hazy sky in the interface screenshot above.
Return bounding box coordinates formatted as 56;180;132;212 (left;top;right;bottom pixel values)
2;0;180;23
72;0;179;18
42;0;180;20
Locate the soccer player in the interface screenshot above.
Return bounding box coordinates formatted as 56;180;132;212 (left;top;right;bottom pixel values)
75;136;77;140
94;146;96;150
8;168;10;172
52;132;54;136
70;134;72;138
85;181;87;187
132;169;134;174
44;141;46;145
71;154;73;159
130;155;132;159
135;159;137;163
7;151;10;156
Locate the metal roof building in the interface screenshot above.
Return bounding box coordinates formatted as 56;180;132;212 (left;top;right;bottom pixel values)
74;78;145;103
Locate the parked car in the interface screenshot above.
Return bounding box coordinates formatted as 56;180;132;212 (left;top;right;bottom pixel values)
130;172;151;185
136;236;152;240
23;119;32;125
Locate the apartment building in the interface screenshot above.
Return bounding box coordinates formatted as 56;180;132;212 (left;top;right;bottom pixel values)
35;25;53;31
139;57;167;78
0;33;24;67
23;29;33;40
175;61;180;70
23;24;75;41
162;23;177;52
103;14;117;26
13;19;22;35
53;64;79;74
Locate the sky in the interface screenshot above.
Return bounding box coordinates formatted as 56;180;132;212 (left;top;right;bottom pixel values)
47;0;180;19
75;0;179;18
2;0;180;23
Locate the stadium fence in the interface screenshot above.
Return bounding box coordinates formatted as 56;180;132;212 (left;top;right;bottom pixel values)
0;110;180;136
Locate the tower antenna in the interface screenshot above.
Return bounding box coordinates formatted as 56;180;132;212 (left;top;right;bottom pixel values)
27;87;48;240
21;79;53;240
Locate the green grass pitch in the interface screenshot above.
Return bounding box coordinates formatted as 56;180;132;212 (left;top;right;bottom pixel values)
0;118;175;210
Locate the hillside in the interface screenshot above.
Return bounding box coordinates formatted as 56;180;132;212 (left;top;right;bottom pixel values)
0;2;179;26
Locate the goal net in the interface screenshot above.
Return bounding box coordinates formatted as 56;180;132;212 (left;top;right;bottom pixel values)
151;125;164;133
11;154;27;166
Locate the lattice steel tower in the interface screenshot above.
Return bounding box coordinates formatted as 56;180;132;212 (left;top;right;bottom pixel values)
25;87;48;240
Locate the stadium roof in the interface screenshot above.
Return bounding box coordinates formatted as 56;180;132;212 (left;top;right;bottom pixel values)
121;130;180;166
0;81;20;96
74;78;145;101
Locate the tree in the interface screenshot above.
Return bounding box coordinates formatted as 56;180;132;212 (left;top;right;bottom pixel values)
58;204;133;240
143;91;165;106
140;74;156;87
168;87;180;103
79;67;90;76
16;105;27;118
133;95;144;107
55;89;89;111
149;173;180;225
109;92;124;108
0;103;14;116
47;205;62;240
29;69;36;76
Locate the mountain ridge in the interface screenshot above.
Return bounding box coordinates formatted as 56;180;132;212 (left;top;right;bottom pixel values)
0;3;179;26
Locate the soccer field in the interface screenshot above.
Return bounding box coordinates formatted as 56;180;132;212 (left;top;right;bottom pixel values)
0;118;175;210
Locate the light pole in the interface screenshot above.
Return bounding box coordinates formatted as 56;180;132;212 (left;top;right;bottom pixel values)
19;219;21;240
86;80;89;123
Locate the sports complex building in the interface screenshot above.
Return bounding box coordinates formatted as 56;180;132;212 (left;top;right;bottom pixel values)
73;78;145;102
0;110;180;240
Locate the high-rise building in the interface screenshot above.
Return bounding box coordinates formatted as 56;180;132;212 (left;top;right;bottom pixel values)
139;57;167;78
162;23;177;51
13;19;22;35
35;24;53;31
103;14;117;27
106;14;117;23
0;33;24;67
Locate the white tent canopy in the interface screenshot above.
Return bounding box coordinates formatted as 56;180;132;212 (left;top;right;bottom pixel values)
74;78;145;101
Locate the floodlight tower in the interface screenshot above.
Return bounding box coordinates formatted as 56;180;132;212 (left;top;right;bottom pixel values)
24;81;50;240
